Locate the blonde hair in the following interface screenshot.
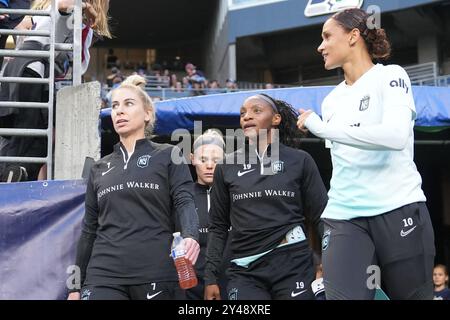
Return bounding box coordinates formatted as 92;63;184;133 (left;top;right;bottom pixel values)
193;129;225;152
121;74;146;89
113;75;156;133
32;0;111;38
31;0;50;10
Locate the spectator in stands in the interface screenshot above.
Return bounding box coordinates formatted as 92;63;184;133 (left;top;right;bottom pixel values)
100;83;109;109
106;66;120;87
225;78;237;92
297;7;435;300
191;81;205;96
208;80;222;94
265;83;274;89
182;76;190;90
10;14;33;48
162;69;170;83
0;0;112;182
154;69;162;84
106;48;118;69
433;264;450;300
0;0;31;69
67;75;200;300
137;67;146;77
170;73;178;89
174;81;183;93
105;75;123;108
184;62;206;95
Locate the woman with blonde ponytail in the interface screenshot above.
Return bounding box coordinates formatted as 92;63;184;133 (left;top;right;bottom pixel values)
68;75;200;300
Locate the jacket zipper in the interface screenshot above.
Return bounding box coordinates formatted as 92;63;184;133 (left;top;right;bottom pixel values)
119;146;134;170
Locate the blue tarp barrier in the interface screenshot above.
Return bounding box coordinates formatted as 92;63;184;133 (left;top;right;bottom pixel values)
101;86;450;136
0;180;85;300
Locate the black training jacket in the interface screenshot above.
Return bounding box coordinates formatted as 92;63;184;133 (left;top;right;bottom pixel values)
191;183;231;280
204;143;327;285
75;139;199;287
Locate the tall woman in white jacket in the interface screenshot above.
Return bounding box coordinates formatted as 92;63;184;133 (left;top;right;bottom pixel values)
297;8;435;300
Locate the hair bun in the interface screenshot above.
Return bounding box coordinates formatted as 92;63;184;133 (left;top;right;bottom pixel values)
121;75;147;89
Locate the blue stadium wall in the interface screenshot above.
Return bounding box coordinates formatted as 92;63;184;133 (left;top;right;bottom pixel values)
227;0;443;42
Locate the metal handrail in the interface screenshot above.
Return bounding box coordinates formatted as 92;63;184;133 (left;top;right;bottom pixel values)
0;129;48;137
0;102;49;109
0;8;51;16
0;50;50;58
0;29;50;37
0;77;50;84
0;156;48;164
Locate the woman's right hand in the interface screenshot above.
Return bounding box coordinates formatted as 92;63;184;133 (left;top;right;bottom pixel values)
67;292;80;300
297;109;313;134
204;284;221;300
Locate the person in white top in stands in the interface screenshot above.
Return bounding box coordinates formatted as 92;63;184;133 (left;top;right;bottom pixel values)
297;8;435;300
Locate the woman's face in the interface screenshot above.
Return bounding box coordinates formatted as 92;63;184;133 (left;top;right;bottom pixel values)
240;97;280;141
317;18;352;70
111;87;151;138
192;144;224;186
433;267;448;287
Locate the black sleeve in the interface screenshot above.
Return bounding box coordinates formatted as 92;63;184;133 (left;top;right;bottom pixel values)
71;167;99;292
204;164;231;285
300;152;328;254
169;147;199;242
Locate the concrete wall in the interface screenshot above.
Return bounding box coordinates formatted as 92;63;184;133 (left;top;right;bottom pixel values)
205;0;236;85
55;82;101;180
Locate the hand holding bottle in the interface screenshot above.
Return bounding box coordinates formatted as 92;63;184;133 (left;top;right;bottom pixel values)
183;237;200;265
171;232;198;289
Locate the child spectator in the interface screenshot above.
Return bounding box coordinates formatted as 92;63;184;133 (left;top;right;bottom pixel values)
433;264;450;300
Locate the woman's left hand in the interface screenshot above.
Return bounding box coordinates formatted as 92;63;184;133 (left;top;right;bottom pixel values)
297;109;313;134
183;237;200;265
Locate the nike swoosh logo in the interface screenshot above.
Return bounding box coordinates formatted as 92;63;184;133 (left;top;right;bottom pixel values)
291;289;307;298
101;167;115;176
237;169;255;177
146;291;162;300
400;226;417;237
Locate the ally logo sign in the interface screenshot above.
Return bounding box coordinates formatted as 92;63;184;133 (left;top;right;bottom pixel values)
304;0;364;17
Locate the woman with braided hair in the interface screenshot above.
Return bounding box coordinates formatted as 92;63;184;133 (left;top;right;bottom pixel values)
204;93;327;300
297;8;435;300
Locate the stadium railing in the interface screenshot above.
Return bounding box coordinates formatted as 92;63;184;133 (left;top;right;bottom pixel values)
0;0;83;179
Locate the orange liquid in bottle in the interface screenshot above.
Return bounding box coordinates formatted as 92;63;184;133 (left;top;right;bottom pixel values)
174;257;198;289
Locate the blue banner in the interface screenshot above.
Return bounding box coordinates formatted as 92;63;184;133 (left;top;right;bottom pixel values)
0;180;85;300
101;86;450;136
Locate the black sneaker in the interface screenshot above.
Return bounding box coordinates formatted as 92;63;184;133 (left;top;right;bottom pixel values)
1;165;28;183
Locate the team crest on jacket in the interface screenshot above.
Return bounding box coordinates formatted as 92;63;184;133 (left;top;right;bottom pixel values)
272;160;285;174
322;229;331;251
359;95;370;111
137;155;151;168
81;289;92;300
228;288;238;300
